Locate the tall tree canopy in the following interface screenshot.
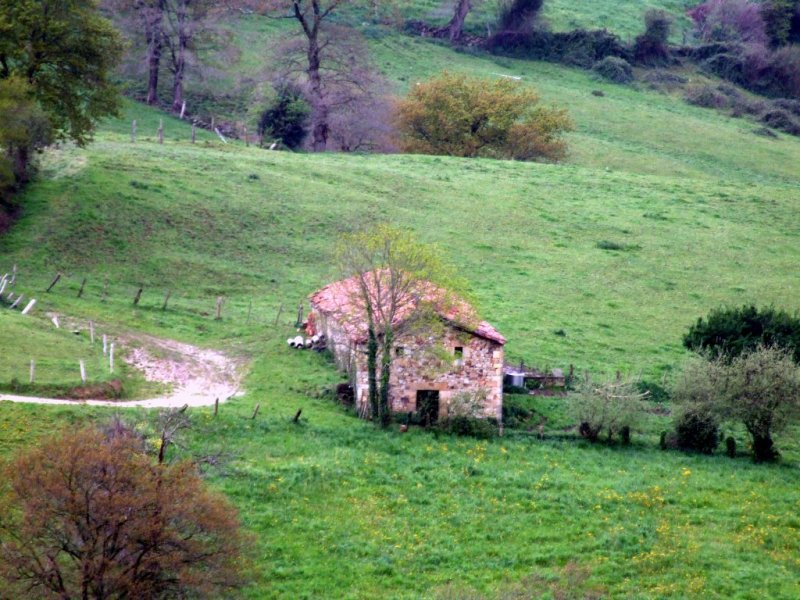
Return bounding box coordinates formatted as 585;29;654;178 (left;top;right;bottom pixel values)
0;0;122;145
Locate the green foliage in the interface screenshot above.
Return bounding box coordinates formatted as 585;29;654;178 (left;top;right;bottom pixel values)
592;56;634;84
675;408;720;454
673;347;800;461
683;305;800;362
395;71;573;161
0;0;121;146
258;84;311;150
436;415;498;439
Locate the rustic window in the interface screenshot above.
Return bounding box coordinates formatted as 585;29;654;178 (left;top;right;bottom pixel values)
395;346;405;357
454;346;464;358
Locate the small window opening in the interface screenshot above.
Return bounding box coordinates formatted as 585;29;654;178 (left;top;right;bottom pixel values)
395;346;405;357
454;347;464;359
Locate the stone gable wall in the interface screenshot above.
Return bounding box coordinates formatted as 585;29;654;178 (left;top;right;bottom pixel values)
311;306;503;420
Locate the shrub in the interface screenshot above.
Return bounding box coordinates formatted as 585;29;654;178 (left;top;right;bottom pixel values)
637;379;670;403
570;373;646;442
487;28;629;69
497;0;544;33
633;9;673;66
684;305;800;362
688;0;769;45
502;395;535;429
760;107;800;134
675;409;720;453
685;85;731;108
592;56;634;84
641;69;688;90
437;416;498;439
726;435;737;457
395;71;573;161
763;44;800;98
258;83;310;150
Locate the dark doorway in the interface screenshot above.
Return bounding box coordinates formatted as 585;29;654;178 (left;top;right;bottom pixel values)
416;390;440;427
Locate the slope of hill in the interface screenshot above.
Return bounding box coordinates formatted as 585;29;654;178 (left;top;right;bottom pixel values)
2;23;800;600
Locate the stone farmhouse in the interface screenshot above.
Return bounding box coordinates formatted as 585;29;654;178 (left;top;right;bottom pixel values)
308;273;506;422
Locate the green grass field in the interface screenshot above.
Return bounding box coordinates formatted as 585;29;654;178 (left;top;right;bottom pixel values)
2;18;800;598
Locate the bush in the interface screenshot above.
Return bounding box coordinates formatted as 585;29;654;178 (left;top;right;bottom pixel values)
688;0;769;46
633;9;673;66
675;409;720;453
395;71;573;161
487;28;629;69
570;373;646;442
497;0;544;33
760;107;800;134
592;56;634;84
636;379;670;403
684;305;800;362
641;69;688;90
258;83;310;150
502;395;535;429
437;416;498;439
726;435;737;457
685;85;731;108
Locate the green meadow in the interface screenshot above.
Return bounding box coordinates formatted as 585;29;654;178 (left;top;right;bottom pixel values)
2;16;800;598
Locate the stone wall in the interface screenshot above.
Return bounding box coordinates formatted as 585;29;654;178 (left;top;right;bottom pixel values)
310;307;504;421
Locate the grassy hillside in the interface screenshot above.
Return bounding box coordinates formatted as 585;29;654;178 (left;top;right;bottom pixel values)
2;24;800;599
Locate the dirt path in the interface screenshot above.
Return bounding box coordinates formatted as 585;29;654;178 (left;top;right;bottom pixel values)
0;333;243;409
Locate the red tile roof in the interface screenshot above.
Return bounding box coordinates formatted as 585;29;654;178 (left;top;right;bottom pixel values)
309;273;506;345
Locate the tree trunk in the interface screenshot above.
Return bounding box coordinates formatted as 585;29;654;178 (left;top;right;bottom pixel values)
171;38;186;113
145;3;164;105
444;0;472;42
751;432;778;462
307;42;328;152
378;331;393;429
367;326;379;422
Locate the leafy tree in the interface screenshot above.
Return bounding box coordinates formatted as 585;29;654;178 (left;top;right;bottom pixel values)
683;305;800;362
0;77;52;190
0;426;246;598
673;347;800;461
395;71;572;161
570;373;648;442
0;0;122;146
337;224;462;428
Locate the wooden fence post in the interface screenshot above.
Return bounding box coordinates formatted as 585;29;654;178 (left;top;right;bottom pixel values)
191;122;197;144
103;334;108;356
133;287;143;306
214;397;219;417
109;343;115;372
295;303;304;327
251;404;260;420
77;277;87;298
157;119;164;144
215;296;223;320
131;119;137;143
46;272;61;292
29;359;35;384
80;360;86;384
244;125;249;147
162;289;171;311
10;264;16;286
180;101;186;119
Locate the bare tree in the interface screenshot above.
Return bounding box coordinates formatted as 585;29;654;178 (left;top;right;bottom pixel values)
268;15;393;152
266;0;370;151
